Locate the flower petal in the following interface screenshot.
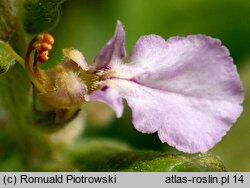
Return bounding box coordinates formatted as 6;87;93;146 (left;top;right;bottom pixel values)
88;88;124;118
63;48;89;71
93;20;126;70
106;35;243;153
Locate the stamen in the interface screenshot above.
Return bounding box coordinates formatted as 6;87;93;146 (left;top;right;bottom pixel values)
37;50;49;63
24;33;55;92
42;33;54;45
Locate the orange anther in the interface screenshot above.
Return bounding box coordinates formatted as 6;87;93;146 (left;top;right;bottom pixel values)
37;51;49;63
42;33;54;45
39;43;52;52
37;55;48;63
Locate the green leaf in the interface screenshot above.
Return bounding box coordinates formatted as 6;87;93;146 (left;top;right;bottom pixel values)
70;140;226;172
0;0;17;41
0;41;15;74
23;0;66;34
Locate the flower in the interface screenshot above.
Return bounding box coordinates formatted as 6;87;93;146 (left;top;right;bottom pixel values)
88;21;244;153
25;21;244;153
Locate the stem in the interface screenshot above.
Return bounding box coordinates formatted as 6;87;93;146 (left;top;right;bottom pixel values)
24;37;46;93
2;42;25;67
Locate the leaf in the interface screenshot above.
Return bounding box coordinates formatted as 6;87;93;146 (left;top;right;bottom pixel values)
0;0;17;41
70;140;226;172
23;0;66;34
0;41;15;74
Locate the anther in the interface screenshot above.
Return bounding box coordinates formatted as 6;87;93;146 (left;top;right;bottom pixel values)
37;51;49;63
37;43;52;52
34;33;54;63
42;33;54;45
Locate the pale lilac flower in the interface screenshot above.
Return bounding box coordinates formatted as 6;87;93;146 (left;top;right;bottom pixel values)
88;21;244;153
25;22;243;153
